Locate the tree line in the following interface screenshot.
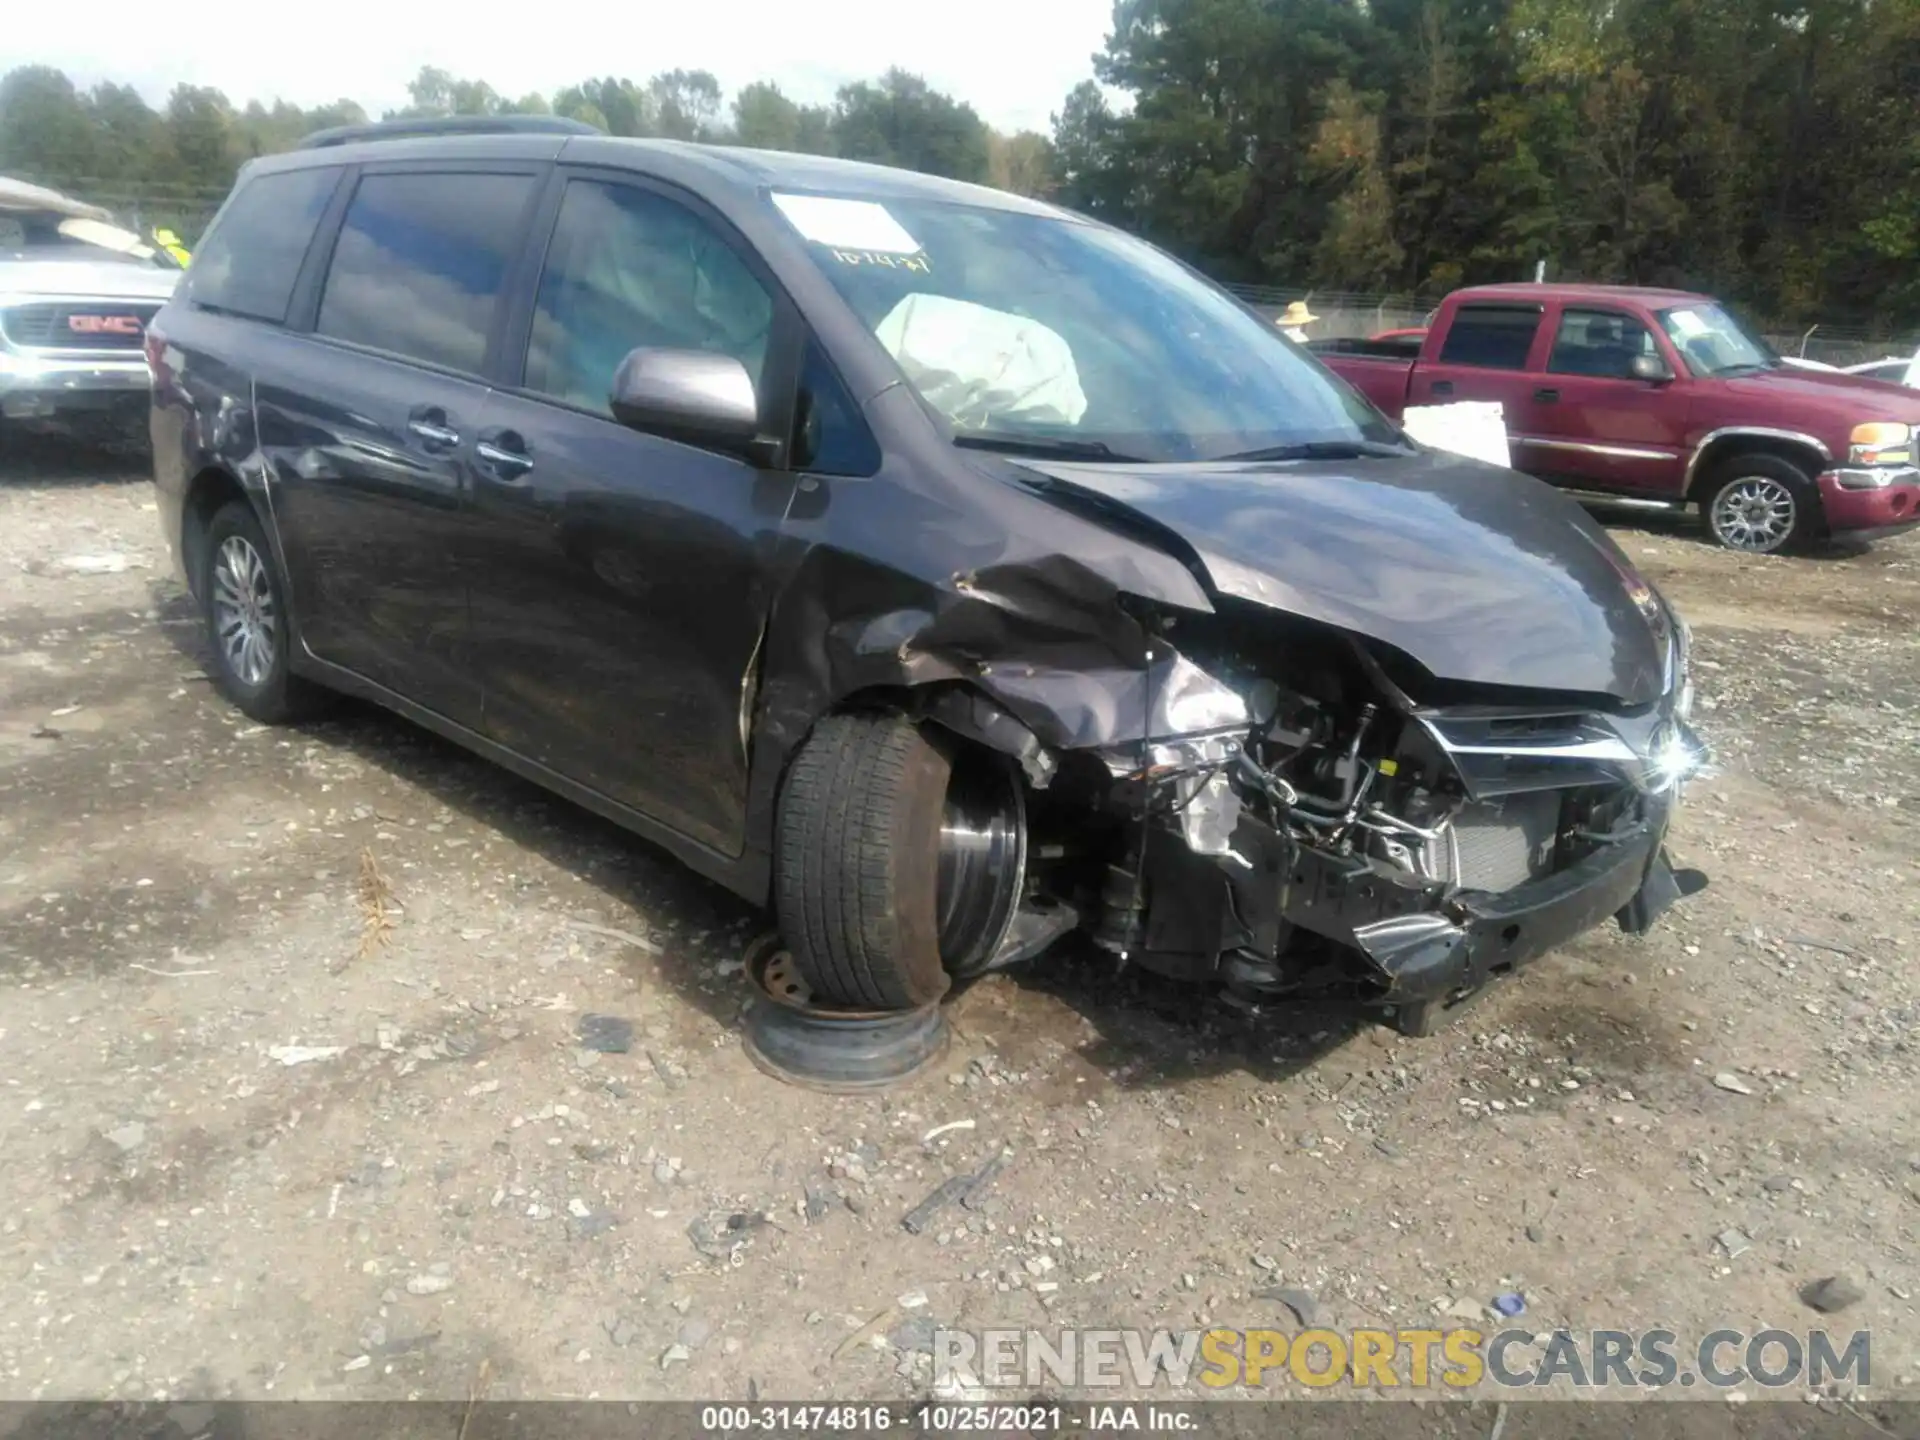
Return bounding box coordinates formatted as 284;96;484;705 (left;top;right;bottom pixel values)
0;62;1056;234
1056;0;1920;330
4;0;1917;332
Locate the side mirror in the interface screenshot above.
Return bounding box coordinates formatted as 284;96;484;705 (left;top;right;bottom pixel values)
609;348;760;451
1630;353;1674;383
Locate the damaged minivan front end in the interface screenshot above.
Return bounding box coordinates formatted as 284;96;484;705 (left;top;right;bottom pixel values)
749;170;1708;1031
1068;601;1705;1031
912;453;1709;1033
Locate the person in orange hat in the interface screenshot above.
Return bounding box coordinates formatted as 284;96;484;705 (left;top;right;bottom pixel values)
1277;299;1320;343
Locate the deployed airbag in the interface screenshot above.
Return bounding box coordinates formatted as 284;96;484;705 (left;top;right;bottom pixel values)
875;292;1087;428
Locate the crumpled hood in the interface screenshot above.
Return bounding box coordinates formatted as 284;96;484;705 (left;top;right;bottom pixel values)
1011;450;1673;708
0;259;181;304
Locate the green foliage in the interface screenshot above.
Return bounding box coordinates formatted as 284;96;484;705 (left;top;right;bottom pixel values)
1054;0;1920;329
0;63;1044;243
831;69;992;182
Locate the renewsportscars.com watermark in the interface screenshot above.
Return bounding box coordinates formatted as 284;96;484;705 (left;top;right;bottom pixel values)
934;1326;1870;1391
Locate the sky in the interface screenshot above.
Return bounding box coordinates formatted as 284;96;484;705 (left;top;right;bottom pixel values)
2;0;1115;136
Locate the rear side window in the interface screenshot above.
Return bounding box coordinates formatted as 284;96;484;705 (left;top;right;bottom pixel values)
188;167;340;323
317;172;537;374
1438;305;1542;370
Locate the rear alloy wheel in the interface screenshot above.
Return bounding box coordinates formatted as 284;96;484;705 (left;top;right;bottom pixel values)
775;713;1026;1010
1703;455;1818;554
199;501;326;724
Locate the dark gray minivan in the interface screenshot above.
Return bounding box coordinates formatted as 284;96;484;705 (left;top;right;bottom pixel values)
149;116;1706;1035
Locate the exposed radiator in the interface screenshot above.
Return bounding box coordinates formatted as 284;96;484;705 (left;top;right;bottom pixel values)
1431;792;1560;893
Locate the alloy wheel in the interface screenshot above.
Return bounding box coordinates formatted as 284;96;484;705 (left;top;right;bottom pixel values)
1710;476;1797;553
211;534;278;687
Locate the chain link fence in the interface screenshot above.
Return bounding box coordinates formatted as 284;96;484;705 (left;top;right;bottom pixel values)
1227;283;1919;371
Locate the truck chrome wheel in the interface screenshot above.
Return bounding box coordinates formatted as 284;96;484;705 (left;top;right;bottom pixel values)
1709;475;1797;553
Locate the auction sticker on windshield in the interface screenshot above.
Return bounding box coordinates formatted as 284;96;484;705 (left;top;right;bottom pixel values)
771;192;921;254
1667;307;1709;337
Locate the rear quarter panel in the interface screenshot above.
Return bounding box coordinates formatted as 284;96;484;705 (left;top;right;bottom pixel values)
147;301;265;592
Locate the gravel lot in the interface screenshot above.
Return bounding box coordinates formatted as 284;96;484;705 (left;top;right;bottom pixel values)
3;435;1918;1408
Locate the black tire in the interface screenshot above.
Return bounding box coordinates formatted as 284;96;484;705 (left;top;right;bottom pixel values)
1700;453;1821;554
775;713;957;1010
199;500;327;724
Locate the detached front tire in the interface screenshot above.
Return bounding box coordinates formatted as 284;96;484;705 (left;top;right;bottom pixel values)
775;712;1025;1010
1701;454;1820;554
199;500;326;724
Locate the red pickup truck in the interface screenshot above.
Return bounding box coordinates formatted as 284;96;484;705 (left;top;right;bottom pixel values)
1315;284;1920;553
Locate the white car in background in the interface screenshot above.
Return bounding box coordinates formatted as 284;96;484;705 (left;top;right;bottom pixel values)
1843;350;1920;388
1;177;184;445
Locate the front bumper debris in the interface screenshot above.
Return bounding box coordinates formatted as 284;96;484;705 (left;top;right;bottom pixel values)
1278;798;1695;1004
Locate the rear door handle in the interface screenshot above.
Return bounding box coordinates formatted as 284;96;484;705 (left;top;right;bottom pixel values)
407;406;460;451
475;430;533;482
1430;380;1454;397
1534;388;1561;403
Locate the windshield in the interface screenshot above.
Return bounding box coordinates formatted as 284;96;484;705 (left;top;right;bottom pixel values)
774;192;1401;463
1656;303;1778;377
0;210;181;269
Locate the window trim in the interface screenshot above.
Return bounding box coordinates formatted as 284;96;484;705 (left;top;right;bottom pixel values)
296;159;550;384
187;164;347;326
494;164;809;469
1437;302;1546;371
1544;305;1662;381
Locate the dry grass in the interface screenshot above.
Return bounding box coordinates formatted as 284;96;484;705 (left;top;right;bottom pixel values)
353;847;396;963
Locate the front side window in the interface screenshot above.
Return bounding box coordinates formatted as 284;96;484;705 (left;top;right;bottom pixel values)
525;179;773;415
316;172;536;373
189;167;340;322
1547;308;1660;379
1438;305;1544;370
772;191;1396;464
793;341;880;476
1656;303;1778;377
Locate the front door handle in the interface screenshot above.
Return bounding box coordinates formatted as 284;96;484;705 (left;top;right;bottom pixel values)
1430;380;1454;397
475;431;533;482
1534;387;1561;403
407;406;460;452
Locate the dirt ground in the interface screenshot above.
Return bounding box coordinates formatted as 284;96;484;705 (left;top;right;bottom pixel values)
2;432;1918;1409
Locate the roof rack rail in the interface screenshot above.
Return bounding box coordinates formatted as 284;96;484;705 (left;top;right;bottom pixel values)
296;115;601;149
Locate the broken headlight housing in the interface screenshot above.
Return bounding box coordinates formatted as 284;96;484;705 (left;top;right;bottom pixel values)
1107;652;1251;857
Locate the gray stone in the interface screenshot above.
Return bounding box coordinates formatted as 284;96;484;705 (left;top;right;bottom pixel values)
105;1122;146;1153
1252;1286;1318;1327
678;1318;712;1350
889;1314;940;1354
577;1014;633;1053
1801;1276;1865;1314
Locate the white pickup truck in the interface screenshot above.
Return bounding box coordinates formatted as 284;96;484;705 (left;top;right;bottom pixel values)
1;177;184;443
1844;349;1920;389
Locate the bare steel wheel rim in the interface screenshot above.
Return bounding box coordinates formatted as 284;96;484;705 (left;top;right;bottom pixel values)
211;534;277;688
1711;476;1796;552
936;757;1027;976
